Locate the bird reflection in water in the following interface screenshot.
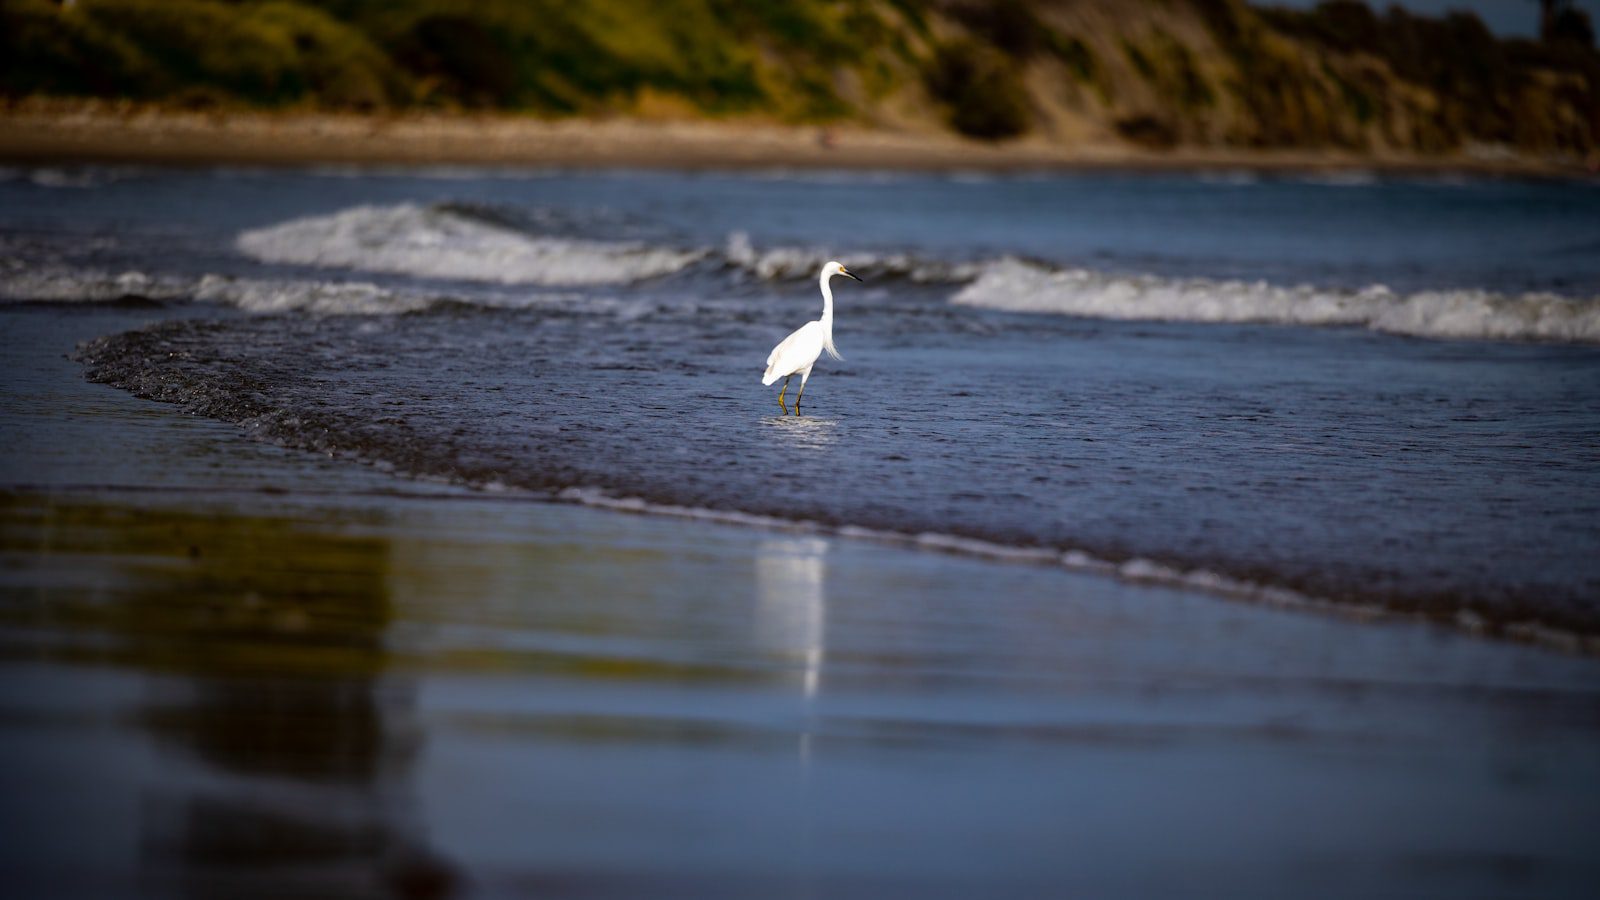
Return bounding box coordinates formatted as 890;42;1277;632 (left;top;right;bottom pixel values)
754;538;828;767
762;415;840;451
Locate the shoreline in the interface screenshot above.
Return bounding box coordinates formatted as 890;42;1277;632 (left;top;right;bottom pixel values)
64;312;1600;659
1;104;1589;179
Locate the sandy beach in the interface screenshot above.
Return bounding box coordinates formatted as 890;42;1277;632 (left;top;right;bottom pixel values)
1;102;1589;178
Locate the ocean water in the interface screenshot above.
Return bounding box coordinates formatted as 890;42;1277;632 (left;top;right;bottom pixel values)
5;304;1600;899
4;165;1600;638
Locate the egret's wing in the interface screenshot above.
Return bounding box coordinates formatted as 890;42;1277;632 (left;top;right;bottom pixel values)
763;321;823;384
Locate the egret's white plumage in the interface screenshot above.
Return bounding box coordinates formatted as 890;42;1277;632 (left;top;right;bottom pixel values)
763;260;859;415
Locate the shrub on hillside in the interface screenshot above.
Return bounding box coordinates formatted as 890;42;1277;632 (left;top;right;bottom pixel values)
1;0;153;98
2;0;401;108
924;41;1029;139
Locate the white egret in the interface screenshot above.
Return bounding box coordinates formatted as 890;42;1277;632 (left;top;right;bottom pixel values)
763;260;861;415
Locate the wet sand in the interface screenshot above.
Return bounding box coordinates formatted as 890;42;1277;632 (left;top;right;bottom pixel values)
3;307;1599;897
0;103;1587;178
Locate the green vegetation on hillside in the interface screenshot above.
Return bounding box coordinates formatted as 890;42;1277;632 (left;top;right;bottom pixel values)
3;0;1596;158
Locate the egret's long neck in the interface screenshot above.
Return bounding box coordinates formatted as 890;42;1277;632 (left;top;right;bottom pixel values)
817;268;843;361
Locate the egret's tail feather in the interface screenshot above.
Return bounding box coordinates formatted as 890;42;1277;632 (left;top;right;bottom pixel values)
762;364;779;386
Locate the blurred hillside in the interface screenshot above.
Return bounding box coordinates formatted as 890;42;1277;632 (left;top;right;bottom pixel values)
4;0;1597;160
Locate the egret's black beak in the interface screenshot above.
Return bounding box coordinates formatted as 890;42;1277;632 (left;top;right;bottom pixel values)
843;269;863;282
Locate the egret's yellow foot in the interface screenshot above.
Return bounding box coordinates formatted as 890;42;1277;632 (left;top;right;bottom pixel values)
777;376;791;415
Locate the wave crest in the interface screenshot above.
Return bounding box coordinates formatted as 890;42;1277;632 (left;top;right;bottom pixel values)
0;265;191;303
237;203;706;286
953;257;1600;343
0;264;596;316
723;231;979;283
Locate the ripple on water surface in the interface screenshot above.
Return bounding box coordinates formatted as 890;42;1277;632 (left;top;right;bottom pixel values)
72;297;1600;638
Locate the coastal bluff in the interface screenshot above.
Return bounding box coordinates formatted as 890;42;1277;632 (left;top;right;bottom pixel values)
3;0;1597;167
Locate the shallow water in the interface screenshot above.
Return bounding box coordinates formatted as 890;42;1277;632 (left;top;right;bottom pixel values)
5;307;1600;899
72;300;1600;634
8;487;1600;899
5;166;1600;637
3;262;1600;890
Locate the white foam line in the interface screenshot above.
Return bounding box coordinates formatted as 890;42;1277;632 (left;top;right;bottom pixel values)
954;257;1600;344
29;204;1596;346
0;267;193;303
0;264;605;316
237;203;706;286
911;531;1060;563
556;488;1349;611
556;486;821;533
723;231;982;283
19;196;1600;345
553;484;1600;655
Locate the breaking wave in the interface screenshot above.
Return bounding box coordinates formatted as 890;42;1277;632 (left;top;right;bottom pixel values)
0;262;430;313
12;200;1600;344
231;202;982;287
723;231;980;283
0;264;592;315
193;275;442;315
954;257;1600;344
236;202;707;286
0;265;192;304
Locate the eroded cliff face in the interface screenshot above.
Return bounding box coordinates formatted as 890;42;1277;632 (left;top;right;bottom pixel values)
894;0;1598;159
4;0;1596;160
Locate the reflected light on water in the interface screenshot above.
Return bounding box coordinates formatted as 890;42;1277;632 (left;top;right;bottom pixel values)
761;416;839;451
754;538;827;769
754;538;828;699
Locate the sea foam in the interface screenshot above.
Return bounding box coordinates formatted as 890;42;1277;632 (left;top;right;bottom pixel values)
237;203;706;286
723;231;980;283
15;201;1600;345
0;266;191;303
0;263;598;316
953;257;1600;344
